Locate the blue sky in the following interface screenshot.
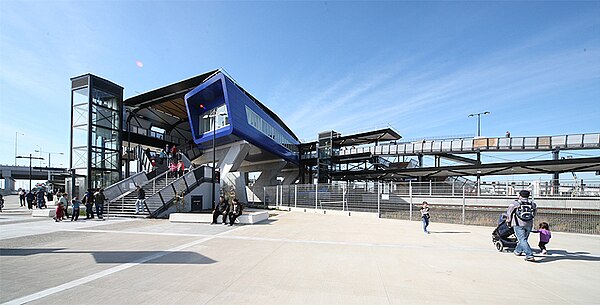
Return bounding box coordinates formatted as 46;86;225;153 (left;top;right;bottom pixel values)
1;1;599;180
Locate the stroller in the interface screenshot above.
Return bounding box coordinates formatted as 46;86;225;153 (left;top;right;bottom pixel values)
492;213;517;252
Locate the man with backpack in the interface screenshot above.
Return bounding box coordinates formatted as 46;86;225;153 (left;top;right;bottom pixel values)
506;190;537;262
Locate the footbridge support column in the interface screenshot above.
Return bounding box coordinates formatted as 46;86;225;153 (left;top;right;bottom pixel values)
218;142;251;203
2;175;16;194
552;148;560;195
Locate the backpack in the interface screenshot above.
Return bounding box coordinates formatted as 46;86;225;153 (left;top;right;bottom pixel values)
515;200;535;221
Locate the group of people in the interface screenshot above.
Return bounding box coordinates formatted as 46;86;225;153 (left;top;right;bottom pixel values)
505;190;551;262
145;145;189;178
212;196;244;226
53;188;106;222
421;190;552;263
18;188;54;210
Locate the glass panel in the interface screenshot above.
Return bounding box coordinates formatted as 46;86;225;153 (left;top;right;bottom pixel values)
91;126;118;150
92;105;119;130
72;103;89;127
72;126;88;148
199;104;229;134
91;148;119;170
73;87;88;105
90;169;120;190
71;147;88;169
91;88;118;110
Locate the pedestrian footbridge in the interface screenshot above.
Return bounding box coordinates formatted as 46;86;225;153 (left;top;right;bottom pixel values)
339;133;600;157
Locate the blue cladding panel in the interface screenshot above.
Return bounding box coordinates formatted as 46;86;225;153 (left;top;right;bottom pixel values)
185;72;299;164
185;76;234;146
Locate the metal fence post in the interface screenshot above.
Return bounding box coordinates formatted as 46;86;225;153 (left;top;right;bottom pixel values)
377;182;381;218
342;183;346;211
462;186;466;224
452;181;455;197
276;185;279;207
429;180;432;196
294;185;297;208
409;180;413;221
315;183;318;211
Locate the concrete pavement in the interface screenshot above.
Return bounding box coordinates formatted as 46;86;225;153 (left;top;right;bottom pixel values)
1;195;599;305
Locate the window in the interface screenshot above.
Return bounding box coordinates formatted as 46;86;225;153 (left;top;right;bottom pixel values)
199;104;229;134
245;106;298;153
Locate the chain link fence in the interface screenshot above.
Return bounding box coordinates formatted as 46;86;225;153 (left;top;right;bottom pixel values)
247;181;600;235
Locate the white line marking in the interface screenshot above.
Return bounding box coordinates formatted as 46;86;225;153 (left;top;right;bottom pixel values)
1;226;245;305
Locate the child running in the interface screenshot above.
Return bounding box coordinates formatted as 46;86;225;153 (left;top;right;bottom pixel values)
533;222;552;254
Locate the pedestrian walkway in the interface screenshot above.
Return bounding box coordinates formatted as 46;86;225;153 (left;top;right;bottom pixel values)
1;199;599;304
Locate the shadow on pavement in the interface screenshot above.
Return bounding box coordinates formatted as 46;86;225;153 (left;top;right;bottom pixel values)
536;250;600;263
0;248;216;264
428;231;471;234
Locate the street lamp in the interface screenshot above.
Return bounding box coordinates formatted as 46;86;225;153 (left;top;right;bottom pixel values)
16;154;44;191
206;110;227;210
34;150;64;168
35;145;42;167
14;132;24;166
468;111;490;137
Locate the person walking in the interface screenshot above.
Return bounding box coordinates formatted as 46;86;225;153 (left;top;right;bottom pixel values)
25;190;35;210
420;201;431;234
36;189;46;209
171;145;178;161
135;186;145;215
228;198;243;226
177;160;185;178
71;197;81;221
532;222;552;255
212;196;229;225
506;190;537;262
55;193;68;222
83;190;95;219
19;189;26;207
94;189;106;219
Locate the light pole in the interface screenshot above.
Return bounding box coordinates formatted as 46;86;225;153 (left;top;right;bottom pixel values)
16;154;44;191
14;132;24;166
208;111;226;210
468;111;490;137
35;145;42;167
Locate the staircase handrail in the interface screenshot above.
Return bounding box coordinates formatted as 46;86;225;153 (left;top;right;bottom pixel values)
104;171;148;203
108;168;171;203
145;166;211;218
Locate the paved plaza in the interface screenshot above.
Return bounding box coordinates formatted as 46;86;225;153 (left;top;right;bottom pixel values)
1;195;599;305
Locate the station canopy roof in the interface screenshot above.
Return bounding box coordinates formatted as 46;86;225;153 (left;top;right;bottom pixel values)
301;128;401;150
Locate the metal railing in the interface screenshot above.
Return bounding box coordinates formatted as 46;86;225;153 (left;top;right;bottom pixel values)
253;181;600;234
129;125;186;145
145;166;212;217
338;132;600;156
103;171;148;203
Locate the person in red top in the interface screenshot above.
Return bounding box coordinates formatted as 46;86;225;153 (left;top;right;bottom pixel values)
177;160;185;178
169;162;177;178
171;146;178;161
